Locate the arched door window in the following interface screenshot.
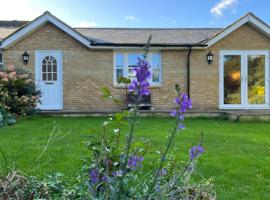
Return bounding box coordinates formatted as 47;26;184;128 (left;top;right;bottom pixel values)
42;56;57;81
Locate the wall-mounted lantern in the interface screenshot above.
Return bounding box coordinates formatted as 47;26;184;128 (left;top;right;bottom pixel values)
207;51;213;64
22;51;29;65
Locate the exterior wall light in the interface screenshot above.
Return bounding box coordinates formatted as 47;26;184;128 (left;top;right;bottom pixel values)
22;51;29;65
207;51;213;64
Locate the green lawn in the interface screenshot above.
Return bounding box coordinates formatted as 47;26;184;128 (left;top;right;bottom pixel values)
0;116;270;199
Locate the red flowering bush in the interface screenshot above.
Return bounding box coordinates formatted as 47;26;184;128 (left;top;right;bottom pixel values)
0;65;40;117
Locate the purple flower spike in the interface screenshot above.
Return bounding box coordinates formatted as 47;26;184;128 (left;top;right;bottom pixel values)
189;144;204;161
89;168;99;184
128;57;151;96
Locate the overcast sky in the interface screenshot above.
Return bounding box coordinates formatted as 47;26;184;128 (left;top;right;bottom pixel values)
0;0;269;28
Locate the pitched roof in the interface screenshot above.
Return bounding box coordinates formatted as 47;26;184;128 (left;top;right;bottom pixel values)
0;20;29;27
74;28;221;45
0;11;269;48
0;20;29;40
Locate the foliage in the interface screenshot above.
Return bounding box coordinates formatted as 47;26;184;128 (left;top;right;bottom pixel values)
0;65;40;126
0;171;90;199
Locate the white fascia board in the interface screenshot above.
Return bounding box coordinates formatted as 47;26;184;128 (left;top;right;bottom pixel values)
206;14;270;48
1;12;90;49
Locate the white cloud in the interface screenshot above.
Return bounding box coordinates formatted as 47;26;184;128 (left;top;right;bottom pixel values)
124;15;139;21
0;0;41;20
76;20;98;27
210;0;238;16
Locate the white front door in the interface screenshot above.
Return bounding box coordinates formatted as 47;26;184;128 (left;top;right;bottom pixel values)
220;50;269;109
35;50;63;110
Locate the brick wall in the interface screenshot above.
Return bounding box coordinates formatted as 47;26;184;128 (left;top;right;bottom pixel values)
3;23;188;112
3;23;270;112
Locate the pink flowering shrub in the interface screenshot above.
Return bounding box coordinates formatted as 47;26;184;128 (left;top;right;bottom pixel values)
0;65;40;116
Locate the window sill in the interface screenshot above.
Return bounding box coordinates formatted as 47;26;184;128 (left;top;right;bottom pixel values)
113;84;162;89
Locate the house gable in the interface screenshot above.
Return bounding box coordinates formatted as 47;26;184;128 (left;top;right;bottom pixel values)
0;11;90;49
205;13;270;47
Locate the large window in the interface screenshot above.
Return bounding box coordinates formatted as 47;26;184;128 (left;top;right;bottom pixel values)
114;52;162;85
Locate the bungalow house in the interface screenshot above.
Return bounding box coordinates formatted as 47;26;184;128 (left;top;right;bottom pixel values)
0;11;270;113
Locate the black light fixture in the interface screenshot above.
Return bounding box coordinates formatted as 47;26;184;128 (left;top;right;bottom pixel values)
22;51;29;65
207;51;213;64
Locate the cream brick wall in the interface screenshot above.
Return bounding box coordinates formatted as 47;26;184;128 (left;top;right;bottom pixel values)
3;23;269;112
3;23;188;112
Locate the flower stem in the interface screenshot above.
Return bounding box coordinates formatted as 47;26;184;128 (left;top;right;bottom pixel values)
146;116;180;199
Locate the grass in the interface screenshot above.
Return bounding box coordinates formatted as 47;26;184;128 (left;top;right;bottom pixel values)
0;116;270;199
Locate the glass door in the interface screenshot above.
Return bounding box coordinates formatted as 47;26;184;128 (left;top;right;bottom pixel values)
220;51;269;109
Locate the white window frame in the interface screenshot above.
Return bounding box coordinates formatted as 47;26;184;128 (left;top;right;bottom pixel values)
113;51;162;86
219;50;270;109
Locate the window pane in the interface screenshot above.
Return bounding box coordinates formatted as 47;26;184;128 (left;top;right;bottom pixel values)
53;64;57;72
128;68;136;78
48;63;52;72
42;73;47;81
115;53;124;68
248;55;265;104
48;73;52;81
224;55;241;104
152;53;161;68
53;73;57;81
42;64;46;73
116;69;123;82
152;68;160;83
128;53;143;68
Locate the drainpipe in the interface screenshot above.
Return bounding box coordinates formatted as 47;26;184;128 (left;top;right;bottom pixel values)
187;46;192;98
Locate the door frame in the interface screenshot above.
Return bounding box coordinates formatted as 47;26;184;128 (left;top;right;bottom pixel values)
35;50;63;110
219;50;270;109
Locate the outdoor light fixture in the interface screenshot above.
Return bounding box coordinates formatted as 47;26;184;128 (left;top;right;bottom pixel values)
207;51;213;64
22;51;29;65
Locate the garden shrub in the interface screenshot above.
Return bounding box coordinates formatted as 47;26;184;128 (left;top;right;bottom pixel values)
0;65;40;125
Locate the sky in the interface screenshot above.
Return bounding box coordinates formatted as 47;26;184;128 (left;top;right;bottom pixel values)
0;0;270;28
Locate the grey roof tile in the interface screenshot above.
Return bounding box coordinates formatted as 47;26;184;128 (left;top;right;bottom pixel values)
75;28;222;44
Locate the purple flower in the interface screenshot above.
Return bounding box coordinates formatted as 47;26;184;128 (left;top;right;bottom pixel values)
128;58;151;96
189;144;204;161
171;93;192;118
101;175;108;182
89;168;99;184
174;97;180;104
159;168;167;176
178;124;185;130
170;110;177;117
178;115;184;121
127;155;144;170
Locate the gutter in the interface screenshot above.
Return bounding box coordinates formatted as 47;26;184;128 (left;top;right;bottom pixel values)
90;41;207;48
